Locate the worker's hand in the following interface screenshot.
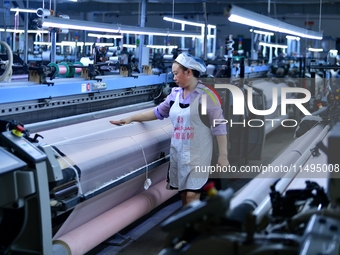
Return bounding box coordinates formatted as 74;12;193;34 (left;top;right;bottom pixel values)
109;117;132;125
217;155;229;168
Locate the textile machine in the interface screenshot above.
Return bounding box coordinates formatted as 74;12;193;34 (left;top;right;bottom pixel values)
0;110;177;255
0;39;326;255
159;102;340;255
158;72;340;254
0;40;176;255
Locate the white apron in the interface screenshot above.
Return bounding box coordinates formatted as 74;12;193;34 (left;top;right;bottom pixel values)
168;91;213;191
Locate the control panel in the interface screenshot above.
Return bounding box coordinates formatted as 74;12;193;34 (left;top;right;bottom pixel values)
1;131;46;163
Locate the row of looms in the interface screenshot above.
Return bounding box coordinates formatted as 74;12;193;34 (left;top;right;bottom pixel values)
1;1;340;255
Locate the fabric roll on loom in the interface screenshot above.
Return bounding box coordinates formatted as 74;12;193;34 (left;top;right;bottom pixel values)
34;109;175;255
52;179;177;255
39;110;172;194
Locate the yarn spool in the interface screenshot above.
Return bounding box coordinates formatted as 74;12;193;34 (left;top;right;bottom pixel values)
67;61;84;77
58;62;70;78
47;62;70;78
47;62;59;77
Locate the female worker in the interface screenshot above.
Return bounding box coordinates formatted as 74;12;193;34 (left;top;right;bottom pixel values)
110;53;229;205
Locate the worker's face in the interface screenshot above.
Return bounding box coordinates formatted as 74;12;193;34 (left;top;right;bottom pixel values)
172;63;190;88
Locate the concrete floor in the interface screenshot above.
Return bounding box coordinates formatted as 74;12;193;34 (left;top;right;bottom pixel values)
86;126;296;255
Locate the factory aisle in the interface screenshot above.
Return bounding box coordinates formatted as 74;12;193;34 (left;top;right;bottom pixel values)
86;126;296;255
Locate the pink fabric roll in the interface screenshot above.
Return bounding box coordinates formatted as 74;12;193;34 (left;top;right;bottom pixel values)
52;180;177;255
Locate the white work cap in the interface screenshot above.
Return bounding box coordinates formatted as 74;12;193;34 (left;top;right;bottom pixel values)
175;53;206;73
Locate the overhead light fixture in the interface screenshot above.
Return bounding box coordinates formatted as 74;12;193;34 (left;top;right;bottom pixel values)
162;16;217;56
122;44;177;49
10;8;37;13
163;17;216;29
163;17;216;36
259;42;288;48
34;42;63;46
286;35;300;41
118;29;195;37
34;41;114;47
0;28;49;34
163;17;205;27
41;17;201;38
84;42;113;46
249;29;274;36
59;41;114;46
308;48;323;52
122;44;137;48
88;33;122;39
146;45;178;49
225;4;323;40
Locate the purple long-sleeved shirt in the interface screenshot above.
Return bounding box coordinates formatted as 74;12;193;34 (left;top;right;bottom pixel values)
154;83;227;136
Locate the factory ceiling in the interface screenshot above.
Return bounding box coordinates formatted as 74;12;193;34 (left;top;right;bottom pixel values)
7;0;340;28
12;0;340;16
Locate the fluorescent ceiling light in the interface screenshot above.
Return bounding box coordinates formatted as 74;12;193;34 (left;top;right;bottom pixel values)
122;44;177;49
146;45;178;49
88;33;122;39
308;48;323;52
249;29;274;36
259;42;288;48
166;33;199;38
286;35;300;41
60;41;113;46
83;42;113;46
41;17;201;38
226;4;323;40
163;16;216;29
163;17;216;33
122;44;137;48
163;17;204;27
34;41;114;47
10;8;37;13
0;28;49;34
34;42;63;46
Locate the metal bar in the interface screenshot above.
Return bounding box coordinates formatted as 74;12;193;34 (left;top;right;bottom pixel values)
23;0;28;64
138;0;146;72
57;155;170;211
